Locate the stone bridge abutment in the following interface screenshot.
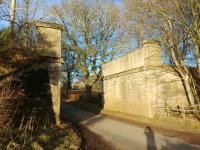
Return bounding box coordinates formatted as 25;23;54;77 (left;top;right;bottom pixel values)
102;40;188;117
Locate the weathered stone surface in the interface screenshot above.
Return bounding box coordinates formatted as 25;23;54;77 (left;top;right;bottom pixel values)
35;22;62;124
48;63;62;125
36;22;62;58
103;41;162;77
103;40;188;118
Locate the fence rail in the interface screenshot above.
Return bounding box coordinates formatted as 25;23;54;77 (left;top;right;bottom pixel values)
157;104;200;119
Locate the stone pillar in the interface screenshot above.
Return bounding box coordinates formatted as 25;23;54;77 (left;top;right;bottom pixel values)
143;40;162;117
48;62;62;125
35;22;63;125
143;40;162;66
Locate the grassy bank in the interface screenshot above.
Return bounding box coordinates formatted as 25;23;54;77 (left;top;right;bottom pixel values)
0;124;81;150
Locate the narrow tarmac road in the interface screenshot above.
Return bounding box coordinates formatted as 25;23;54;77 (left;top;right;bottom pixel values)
61;102;200;150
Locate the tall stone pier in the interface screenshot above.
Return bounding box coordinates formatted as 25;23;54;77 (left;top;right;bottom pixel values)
35;22;63;125
0;22;63;128
103;40;188;118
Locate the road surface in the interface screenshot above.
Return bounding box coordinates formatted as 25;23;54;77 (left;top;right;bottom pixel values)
61;102;200;150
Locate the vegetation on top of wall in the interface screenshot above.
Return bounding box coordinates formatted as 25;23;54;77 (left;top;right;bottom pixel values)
0;29;39;77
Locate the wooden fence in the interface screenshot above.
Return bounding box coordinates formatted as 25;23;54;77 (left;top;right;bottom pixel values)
157;104;200;119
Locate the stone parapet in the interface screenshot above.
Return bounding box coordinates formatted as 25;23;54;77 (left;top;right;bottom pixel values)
103;40;162;77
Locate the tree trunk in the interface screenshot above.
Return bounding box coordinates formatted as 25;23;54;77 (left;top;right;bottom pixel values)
198;58;200;74
23;0;30;47
9;0;16;35
67;80;71;90
67;73;71;89
194;41;200;73
170;45;197;106
85;84;92;101
183;74;195;106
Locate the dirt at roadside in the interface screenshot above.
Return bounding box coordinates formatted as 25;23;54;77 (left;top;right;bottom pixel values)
80;127;116;150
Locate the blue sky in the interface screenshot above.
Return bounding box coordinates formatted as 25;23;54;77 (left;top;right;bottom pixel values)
0;0;62;29
47;0;61;5
0;0;122;29
0;21;9;29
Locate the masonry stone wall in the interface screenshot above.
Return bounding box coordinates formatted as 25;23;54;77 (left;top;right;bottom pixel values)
37;27;62;58
102;41;188;118
35;22;62;124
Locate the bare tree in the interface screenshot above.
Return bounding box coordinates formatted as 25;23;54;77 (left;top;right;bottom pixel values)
50;0;130;98
172;0;200;73
124;0;145;48
61;49;82;90
124;0;200;107
0;1;10;24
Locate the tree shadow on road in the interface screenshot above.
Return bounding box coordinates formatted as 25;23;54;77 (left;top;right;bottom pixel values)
61;90;104;124
61;100;103;125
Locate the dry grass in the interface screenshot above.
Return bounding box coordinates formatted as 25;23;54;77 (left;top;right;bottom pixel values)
0;124;81;150
0;82;81;150
0;47;39;75
0;81;24;128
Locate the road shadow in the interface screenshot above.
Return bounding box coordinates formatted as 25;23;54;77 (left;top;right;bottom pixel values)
144;126;200;150
61;100;103;124
145;126;157;150
61;90;104;124
161;139;200;150
60;98;115;150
